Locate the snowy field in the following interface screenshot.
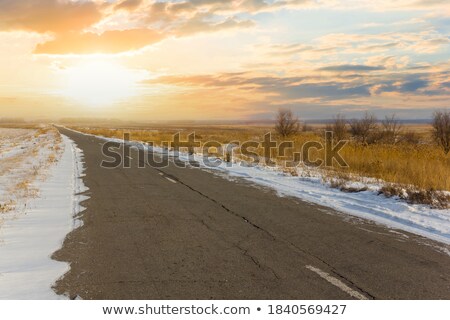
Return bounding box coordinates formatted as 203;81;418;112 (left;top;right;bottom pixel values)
0;128;53;213
0;127;87;299
80;131;450;248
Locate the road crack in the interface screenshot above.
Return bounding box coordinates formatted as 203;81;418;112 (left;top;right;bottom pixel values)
143;150;375;299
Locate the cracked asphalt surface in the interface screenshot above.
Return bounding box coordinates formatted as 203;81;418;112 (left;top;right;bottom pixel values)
53;128;450;299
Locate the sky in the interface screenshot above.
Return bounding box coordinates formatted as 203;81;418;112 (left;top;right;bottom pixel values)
0;0;449;121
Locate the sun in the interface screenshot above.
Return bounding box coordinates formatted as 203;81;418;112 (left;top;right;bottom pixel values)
60;60;142;107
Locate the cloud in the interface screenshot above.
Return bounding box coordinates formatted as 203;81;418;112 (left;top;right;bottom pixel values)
158;0;316;15
271;83;372;100
148;61;450;106
322;0;450;11
144;69;448;119
175;14;255;36
0;0;101;33
1;0;448;57
28;0;258;54
34;29;163;54
401;79;429;92
391;0;450;10
114;0;143;11
371;77;432;94
260;29;449;66
319;65;385;72
149;73;372;101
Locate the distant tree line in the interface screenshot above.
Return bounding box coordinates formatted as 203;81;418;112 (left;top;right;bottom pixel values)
275;109;450;154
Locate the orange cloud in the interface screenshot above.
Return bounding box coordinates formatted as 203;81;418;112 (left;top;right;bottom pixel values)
0;0;307;55
0;0;101;33
114;0;144;11
175;14;255;36
34;29;163;54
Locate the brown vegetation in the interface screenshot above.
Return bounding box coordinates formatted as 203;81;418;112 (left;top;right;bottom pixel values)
71;115;450;208
275;109;300;137
326;114;348;141
0;125;62;214
432;110;450;154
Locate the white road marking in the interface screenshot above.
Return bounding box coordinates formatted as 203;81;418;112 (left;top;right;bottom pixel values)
305;265;369;300
165;177;177;184
159;172;164;176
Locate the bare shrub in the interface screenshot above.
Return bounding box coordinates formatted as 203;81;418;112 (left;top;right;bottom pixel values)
326;114;348;141
282;167;299;176
340;184;368;193
408;190;450;209
400;131;420;145
275;109;300;137
324;172;368;193
349;112;378;144
379;184;450;209
432;110;450;154
381;114;402;144
328;178;368;193
379;184;403;198
329;180;345;191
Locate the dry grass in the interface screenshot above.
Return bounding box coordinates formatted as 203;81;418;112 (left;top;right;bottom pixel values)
10;179;38;199
0;125;63;214
72;124;450;206
0;200;16;213
379;184;450;209
338;142;450;191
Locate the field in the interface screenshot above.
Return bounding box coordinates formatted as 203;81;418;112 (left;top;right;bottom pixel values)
68;122;450;209
0;125;84;299
0;126;62;214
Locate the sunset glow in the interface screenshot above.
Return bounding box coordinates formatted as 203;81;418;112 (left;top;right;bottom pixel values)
0;1;448;120
60;61;142;107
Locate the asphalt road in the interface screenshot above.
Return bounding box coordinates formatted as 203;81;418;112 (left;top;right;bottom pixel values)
53;128;450;299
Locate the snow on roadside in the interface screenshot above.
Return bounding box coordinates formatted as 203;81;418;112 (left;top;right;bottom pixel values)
209;164;450;245
190;154;450;246
70;129;450;247
0;133;88;299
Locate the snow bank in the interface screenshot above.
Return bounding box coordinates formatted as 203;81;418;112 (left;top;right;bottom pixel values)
0;134;88;299
208;164;450;246
187;156;450;246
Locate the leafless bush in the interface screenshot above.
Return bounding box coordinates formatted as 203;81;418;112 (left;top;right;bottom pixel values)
432;110;450;154
349;112;378;144
275;109;300;137
328;178;368;193
408;190;450;209
400;131;420;145
379;184;403;198
326;114;348;141
381;114;402;144
379;184;450;209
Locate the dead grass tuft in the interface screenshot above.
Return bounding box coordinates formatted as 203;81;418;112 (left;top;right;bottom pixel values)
0;200;16;213
379;184;450;209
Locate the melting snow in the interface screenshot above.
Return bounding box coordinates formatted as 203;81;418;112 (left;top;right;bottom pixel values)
0;130;87;299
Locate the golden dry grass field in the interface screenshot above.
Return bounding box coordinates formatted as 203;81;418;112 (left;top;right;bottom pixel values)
70;123;450;196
